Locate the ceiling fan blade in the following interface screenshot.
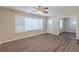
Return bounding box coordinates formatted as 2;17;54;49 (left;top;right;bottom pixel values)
42;11;48;13
42;7;48;11
44;7;48;9
32;7;40;11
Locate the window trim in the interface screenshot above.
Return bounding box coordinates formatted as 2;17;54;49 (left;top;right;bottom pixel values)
15;15;44;33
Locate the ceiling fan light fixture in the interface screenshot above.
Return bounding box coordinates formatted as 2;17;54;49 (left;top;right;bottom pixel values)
38;11;42;14
32;11;42;15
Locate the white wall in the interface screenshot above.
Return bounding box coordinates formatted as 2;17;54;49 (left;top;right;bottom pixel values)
0;8;47;43
0;31;1;44
76;16;79;40
47;17;59;35
0;12;2;44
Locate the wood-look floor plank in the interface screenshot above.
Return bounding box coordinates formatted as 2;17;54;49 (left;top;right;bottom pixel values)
0;32;79;52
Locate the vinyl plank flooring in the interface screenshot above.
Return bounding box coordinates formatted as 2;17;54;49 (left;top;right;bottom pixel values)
0;32;78;52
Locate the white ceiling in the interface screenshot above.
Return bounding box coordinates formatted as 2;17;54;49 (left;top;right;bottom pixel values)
2;6;49;17
49;6;79;17
2;6;79;17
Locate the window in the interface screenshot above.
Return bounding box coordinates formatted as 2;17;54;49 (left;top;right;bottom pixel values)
16;16;25;33
25;17;43;31
16;16;43;33
72;20;77;25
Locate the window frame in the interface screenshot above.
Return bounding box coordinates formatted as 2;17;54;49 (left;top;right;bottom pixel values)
15;15;43;33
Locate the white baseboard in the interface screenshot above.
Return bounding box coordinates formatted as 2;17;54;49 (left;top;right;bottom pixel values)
0;32;45;44
47;32;59;35
0;36;28;44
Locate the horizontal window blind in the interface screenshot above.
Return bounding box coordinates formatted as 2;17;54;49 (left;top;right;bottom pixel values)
16;16;43;33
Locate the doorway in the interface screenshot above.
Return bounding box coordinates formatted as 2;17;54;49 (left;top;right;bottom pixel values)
59;18;65;33
59;16;77;34
59;16;77;44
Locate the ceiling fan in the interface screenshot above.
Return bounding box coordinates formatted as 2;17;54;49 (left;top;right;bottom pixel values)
32;6;48;14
